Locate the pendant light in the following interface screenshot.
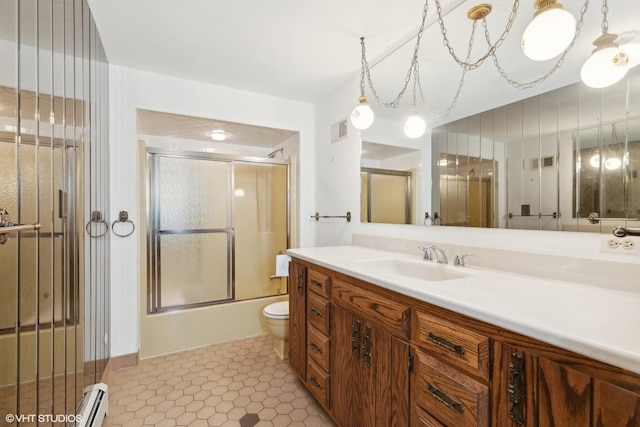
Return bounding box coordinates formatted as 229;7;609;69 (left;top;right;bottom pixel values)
580;0;630;89
521;0;576;61
404;109;426;139
350;96;374;130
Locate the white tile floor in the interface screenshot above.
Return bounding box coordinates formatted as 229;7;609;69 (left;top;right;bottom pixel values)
103;334;335;427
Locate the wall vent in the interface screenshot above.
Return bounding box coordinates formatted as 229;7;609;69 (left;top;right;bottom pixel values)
331;119;349;143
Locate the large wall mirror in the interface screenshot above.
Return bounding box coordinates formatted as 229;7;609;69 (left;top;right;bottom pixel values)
359;0;640;233
430;74;640;231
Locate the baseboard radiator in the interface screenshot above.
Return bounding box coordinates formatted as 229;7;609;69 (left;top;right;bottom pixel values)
72;383;108;427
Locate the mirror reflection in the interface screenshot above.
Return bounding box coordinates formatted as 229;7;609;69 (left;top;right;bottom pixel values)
360;134;426;225
430;70;640;232
362;68;640;232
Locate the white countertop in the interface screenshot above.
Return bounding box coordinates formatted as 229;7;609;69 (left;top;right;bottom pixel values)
288;245;640;376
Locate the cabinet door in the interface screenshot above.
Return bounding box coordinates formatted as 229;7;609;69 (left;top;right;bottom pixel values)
593;380;640;427
493;342;592;427
332;303;410;427
289;261;306;379
332;304;364;426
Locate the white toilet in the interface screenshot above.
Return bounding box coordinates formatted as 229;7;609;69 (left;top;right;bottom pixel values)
263;301;290;360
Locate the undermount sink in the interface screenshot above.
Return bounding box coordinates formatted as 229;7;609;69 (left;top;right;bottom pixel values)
354;258;470;282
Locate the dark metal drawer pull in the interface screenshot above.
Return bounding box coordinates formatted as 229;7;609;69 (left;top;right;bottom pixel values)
310;308;322;317
427;332;465;355
362;326;372;367
310;342;322;353
309;376;323;389
351;320;361;358
509;352;525;425
310;279;323;288
427;384;464;413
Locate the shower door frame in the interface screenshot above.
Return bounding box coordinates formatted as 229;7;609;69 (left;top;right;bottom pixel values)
146;148;290;314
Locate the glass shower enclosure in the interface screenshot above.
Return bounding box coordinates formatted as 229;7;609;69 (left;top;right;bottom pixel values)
146;149;289;313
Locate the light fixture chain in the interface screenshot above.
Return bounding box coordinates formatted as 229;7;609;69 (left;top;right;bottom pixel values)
417;21;476;118
361;0;430;109
601;0;608;34
486;0;590;89
435;0;520;71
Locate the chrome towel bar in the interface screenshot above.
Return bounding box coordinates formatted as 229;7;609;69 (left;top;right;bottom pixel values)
311;211;351;222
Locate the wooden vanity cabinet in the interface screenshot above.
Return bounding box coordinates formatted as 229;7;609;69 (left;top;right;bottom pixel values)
305;266;332;408
410;309;491;427
493;342;640;427
289;258;640;427
331;280;411;427
288;260;307;380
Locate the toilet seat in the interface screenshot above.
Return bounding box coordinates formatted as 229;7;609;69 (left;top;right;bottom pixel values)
263;301;289;319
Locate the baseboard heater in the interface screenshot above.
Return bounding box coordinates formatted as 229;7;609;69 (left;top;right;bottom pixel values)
72;383;108;427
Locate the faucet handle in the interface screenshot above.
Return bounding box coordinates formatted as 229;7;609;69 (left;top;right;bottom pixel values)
418;245;434;261
454;253;473;267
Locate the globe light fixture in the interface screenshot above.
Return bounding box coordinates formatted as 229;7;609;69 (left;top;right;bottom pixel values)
350;96;374;130
581;32;629;88
404;109;426;139
521;0;576;61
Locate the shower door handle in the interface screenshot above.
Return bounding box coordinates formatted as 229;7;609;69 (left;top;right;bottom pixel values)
59;190;68;218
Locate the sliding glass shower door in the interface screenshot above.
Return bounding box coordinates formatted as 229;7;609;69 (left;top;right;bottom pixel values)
147;150;288;314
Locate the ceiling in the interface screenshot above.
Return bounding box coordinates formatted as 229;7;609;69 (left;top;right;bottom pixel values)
1;0;638;139
137;109;297;147
86;0;640;128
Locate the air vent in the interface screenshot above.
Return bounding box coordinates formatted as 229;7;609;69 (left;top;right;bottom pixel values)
531;156;555;169
331;119;349;143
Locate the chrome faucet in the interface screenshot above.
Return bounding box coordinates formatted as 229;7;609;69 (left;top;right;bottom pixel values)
454;253;473;267
418;245;434;261
418;244;448;264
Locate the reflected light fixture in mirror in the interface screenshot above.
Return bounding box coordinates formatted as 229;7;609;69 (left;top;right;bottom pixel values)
521;0;576;61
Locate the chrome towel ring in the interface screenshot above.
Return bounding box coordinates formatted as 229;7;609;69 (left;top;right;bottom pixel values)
112;211;135;237
86;211;109;238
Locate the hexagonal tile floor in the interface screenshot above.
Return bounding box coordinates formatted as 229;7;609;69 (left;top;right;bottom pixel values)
103;334;335;426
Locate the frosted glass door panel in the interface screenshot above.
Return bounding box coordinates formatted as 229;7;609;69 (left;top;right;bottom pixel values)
159;233;231;307
149;153;234;313
159;157;230;230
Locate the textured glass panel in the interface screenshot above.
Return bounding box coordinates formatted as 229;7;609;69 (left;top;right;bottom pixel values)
159;157;229;230
14;236;64;327
160;232;231;307
370;174;407;224
234;163;288;300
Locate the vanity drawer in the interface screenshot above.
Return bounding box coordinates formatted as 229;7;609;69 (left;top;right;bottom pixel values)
308;268;331;298
414;406;446;427
308;292;331;335
332;279;411;339
413;350;489;427
413;310;490;379
307;359;330;408
307;324;330;371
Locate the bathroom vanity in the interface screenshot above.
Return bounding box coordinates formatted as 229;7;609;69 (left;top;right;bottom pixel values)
287;245;640;427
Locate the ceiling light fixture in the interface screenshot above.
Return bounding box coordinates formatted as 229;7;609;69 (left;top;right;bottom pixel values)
350;0;613;136
209;129;227;141
580;0;638;89
521;0;576;61
404;109;426;139
351;95;374;130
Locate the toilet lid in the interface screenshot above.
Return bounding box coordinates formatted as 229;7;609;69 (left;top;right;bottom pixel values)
264;301;289;317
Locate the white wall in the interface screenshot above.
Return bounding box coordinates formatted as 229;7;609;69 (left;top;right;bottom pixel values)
109;66;315;357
